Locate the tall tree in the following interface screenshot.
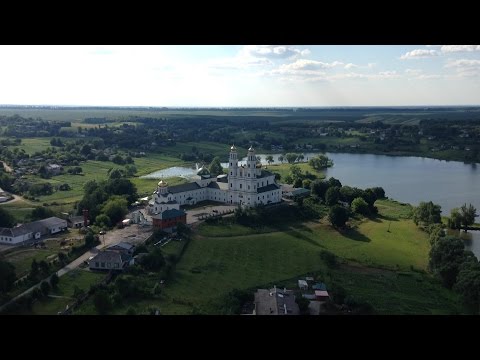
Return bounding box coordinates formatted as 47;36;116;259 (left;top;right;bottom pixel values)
102;196;128;225
310;179;330;200
285;153;298;164
208;157;223;177
265;155;274;165
0;207;15;228
352;197;369;215
0;260;16;292
328;205;349;228
460;203;478;232
448;208;462;230
325;187;340;206
429;236;466;288
413;201;442;226
454;260;480;314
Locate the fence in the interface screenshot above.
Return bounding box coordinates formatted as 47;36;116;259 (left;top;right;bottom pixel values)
198;209;235;221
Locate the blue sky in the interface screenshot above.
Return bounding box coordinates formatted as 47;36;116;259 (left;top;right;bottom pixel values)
0;45;479;107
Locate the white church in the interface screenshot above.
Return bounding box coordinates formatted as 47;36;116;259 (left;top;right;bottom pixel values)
148;145;282;215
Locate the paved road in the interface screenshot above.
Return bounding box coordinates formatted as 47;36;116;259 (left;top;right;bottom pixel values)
0;224;153;313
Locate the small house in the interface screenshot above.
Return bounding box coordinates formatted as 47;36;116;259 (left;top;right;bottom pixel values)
89;250;131;271
67;216;84;229
315;290;330;301
312;282;327;291
298;279;308;290
107;242;135;256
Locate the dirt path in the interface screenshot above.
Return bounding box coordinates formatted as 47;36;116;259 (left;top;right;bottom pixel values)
0;194;34;206
1;161;13;173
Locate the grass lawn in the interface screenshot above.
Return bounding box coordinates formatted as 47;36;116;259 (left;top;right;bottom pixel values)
106;198;457;315
0;197;36;223
16;153;187;207
3;249;58;279
267;162;325;182
2;234;82;279
29;269;106;315
330;266;461;314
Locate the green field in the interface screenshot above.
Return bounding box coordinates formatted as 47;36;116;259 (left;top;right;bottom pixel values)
266;162;325;181
329;266;460;314
1;235;82;279
28;269;106;315
87;199;460;315
0;197;36;223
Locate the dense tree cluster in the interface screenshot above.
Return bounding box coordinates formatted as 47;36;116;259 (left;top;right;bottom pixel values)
76;178;137;228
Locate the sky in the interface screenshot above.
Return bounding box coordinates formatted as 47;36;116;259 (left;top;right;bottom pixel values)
0;45;479;107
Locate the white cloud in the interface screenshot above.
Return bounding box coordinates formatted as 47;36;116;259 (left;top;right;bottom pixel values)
277;59;343;72
415;74;442;80
405;68;422;75
444;59;480;78
344;63;358;69
328;71;400;80
400;49;438;60
441;45;480;53
301;49;311;56
242;45;310;59
445;59;480;68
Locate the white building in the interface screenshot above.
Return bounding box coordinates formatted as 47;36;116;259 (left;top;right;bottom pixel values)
148;145;282;215
0;217;67;245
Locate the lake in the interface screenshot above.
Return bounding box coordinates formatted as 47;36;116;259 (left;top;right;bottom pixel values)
142;152;480;216
142;152;480;256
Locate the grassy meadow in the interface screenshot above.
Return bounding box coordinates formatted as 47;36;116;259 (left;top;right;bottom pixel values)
27;269;106;315
78;199;461;315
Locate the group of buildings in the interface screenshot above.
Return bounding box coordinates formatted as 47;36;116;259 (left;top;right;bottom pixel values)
147;145;282;230
1;145;284;243
0;217;68;245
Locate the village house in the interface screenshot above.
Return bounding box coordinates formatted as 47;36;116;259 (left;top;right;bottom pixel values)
46;164;63;175
106;241;136;256
67;215;85;229
0;217;67;245
253;286;300;315
89;250;131;271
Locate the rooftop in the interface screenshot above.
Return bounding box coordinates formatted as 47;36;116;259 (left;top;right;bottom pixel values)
168;182;201;194
254;288;300;315
257;183;280;193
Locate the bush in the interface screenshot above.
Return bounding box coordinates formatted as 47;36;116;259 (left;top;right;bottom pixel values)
50;273;59;289
40;281;51;296
126;307;137;315
320;250;338;268
328;205;349;228
296;296;311;314
94;289;113;315
351;197;369;216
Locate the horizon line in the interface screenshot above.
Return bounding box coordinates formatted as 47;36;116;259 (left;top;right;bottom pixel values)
1;104;480;109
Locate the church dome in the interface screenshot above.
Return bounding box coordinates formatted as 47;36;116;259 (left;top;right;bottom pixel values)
248;145;254;152
230;144;237;151
197;166;210;176
158;180;168;187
